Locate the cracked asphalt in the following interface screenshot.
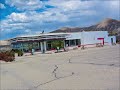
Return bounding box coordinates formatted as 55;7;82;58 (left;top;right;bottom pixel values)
0;45;120;90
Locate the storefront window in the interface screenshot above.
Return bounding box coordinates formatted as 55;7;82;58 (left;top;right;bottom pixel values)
76;39;81;45
70;40;75;46
65;40;69;46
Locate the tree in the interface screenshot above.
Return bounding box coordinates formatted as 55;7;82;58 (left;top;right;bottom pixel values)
51;40;64;49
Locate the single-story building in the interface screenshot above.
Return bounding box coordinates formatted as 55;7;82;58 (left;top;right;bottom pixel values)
8;31;116;53
0;40;12;51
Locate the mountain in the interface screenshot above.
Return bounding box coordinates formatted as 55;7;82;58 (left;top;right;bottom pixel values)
50;18;120;37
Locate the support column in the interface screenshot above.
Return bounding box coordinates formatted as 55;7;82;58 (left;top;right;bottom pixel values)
44;41;47;51
63;40;66;48
63;40;67;51
21;43;23;52
74;39;76;46
40;42;43;53
40;41;47;53
38;42;41;50
69;40;70;46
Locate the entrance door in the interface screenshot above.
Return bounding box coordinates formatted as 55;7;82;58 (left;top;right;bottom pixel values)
47;43;52;50
111;38;113;44
97;38;104;45
47;41;52;50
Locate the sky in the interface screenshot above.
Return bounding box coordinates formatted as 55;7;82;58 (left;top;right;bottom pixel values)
0;0;120;40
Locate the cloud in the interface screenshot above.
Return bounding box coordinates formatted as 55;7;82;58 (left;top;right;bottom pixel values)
105;0;119;11
5;0;44;11
0;10;68;36
7;12;28;23
0;0;119;40
44;0;98;21
46;0;94;11
0;3;6;9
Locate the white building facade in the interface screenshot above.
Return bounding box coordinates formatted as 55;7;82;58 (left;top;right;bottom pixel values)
65;31;116;49
8;31;116;53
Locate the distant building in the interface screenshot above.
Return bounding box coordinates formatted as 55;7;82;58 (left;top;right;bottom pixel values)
8;31;116;53
0;40;12;51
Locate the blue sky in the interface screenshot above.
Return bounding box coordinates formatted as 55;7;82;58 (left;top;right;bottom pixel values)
0;0;119;40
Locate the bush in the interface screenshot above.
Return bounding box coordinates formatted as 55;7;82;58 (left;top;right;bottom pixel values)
0;51;15;62
51;40;64;49
18;50;23;56
12;49;23;57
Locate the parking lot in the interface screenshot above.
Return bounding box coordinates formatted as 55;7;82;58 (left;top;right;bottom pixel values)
0;45;120;90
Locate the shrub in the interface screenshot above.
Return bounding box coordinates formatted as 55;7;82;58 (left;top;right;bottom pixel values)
12;49;23;57
0;51;15;62
18;50;23;56
51;40;64;49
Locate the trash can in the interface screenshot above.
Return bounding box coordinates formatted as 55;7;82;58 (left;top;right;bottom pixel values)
31;49;34;55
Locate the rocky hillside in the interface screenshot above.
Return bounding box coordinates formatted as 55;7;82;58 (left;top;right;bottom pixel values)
51;18;120;36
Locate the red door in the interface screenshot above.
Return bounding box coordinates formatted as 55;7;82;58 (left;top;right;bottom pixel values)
97;38;104;45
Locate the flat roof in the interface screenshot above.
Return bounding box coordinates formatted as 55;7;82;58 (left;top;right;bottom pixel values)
8;31;108;43
9;33;70;43
17;33;70;38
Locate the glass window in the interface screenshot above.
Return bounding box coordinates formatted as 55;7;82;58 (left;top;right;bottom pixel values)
76;39;81;45
65;40;69;46
33;42;39;50
70;40;75;46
